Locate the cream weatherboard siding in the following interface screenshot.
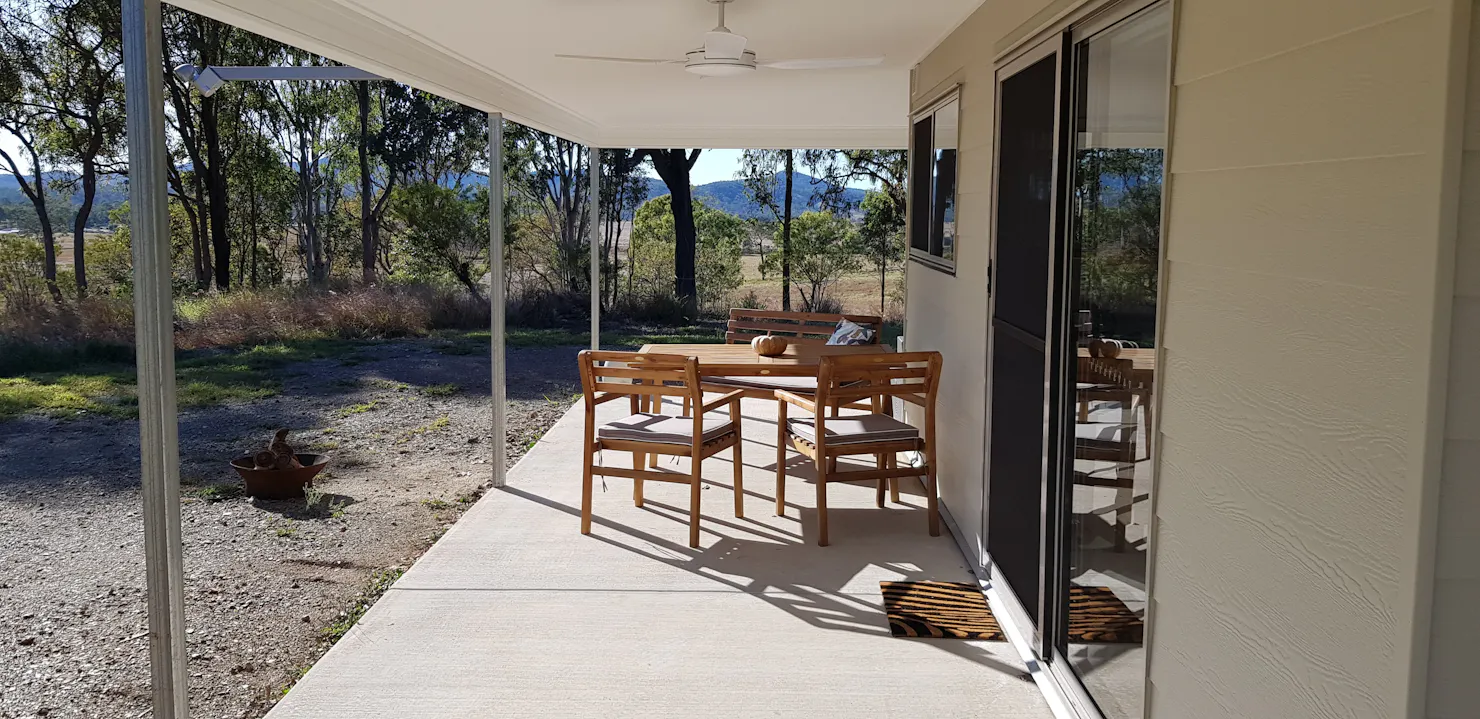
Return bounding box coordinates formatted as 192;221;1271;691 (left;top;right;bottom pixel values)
909;0;1470;717
1158;0;1465;716
1430;4;1480;718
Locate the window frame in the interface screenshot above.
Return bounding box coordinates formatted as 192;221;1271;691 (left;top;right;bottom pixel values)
908;86;962;275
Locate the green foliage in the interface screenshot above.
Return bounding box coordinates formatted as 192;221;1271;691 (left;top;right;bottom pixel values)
390;182;488;300
0;234;48;311
855;190;905;312
1075;149;1163;315
760;211;860;312
629;195;743;309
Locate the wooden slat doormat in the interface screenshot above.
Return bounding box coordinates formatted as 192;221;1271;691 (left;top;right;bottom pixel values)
880;581;1143;643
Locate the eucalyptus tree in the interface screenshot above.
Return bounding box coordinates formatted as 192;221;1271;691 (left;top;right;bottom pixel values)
0;26;61;300
738;149;794;310
598;148;648;308
503;124;593;295
370;83;484;278
628;149;701;318
0;0;126;297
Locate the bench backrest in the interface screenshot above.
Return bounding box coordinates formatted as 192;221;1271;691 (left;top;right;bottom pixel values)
725;309;884;345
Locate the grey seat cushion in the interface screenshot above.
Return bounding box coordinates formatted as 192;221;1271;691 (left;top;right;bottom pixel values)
701;375;820;392
786;414;919;446
598;412;734;445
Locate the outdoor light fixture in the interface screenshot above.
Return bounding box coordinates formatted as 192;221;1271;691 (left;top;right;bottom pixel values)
173;64;387;96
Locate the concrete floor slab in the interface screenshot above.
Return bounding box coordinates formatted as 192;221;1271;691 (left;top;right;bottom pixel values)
267;397;1053;718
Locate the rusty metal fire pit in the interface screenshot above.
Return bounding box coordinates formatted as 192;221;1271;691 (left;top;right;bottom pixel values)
229;453;330;500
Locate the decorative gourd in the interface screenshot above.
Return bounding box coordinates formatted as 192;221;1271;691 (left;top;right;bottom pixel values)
752;334;788;357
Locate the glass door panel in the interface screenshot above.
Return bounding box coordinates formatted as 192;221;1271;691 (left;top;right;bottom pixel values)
1059;5;1171;718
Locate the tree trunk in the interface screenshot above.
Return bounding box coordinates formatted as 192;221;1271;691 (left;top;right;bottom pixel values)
357;81;375;285
72;159;98;298
249;169;259;289
191;172;211;290
201;22;231;291
782;150;794;312
643;149;700;319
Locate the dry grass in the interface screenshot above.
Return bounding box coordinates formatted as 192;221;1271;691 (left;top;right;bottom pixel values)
733;255;904;321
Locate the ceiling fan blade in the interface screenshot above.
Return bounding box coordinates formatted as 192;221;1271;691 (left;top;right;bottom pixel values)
554;54;681;65
762;57;885;70
703;30;749;60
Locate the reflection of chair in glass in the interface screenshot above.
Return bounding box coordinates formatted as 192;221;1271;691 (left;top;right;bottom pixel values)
1076;355;1138;552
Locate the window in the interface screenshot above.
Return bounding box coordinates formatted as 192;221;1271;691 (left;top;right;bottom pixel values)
909;93;960;272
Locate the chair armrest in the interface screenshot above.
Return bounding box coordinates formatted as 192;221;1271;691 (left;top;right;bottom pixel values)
774;390;816;413
700;389;747;414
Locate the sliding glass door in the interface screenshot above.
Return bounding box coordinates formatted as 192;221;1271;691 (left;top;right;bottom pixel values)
1052;4;1170;717
982;3;1169;718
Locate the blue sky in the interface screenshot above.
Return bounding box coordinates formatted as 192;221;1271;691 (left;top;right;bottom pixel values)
2;135;874;190
651;148;876;188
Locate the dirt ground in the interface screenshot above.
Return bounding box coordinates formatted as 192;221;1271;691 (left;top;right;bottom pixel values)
0;340;583;719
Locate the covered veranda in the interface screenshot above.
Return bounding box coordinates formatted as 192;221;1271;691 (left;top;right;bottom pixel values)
264;397;1050;718
115;0;1049;716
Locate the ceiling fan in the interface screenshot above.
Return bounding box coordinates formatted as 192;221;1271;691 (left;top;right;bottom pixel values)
555;0;884;78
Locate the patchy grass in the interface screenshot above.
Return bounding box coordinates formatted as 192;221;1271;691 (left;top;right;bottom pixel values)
0;337;364;421
336;400;380;418
307;440;340;451
419;383;459;398
321;567;405;645
365;378;410;392
431;325;726;355
183;484;246;503
421;498;453;511
398;416;450;444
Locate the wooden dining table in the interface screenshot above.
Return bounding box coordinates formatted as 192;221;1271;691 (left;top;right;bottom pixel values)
636;342;894;377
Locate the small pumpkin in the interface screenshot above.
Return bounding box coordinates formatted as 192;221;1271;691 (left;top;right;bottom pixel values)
752;334;788;357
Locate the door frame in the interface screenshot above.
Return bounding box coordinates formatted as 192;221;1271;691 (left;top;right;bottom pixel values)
980;30;1073;660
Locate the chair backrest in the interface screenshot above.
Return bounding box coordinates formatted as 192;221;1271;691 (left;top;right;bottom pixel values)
814;351;943;444
725;309;884;345
1078;355;1134;390
577;350;702;406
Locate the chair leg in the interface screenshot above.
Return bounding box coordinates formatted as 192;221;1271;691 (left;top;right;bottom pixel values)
1142;393;1154;461
888;454;900;503
688;463;703;549
633;452;644;508
776;402;788;517
875;454;886;508
732;435;745;519
924;461;940;537
581;443;595;535
816;458;830;547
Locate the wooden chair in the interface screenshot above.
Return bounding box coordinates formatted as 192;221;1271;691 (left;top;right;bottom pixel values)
1074;355;1138;551
774;351;943;546
577;351;746;548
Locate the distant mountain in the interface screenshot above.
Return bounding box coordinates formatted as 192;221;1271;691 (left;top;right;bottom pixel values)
0;173;129;229
640;172;866;219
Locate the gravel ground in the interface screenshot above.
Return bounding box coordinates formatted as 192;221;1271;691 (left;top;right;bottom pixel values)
0;340;583;719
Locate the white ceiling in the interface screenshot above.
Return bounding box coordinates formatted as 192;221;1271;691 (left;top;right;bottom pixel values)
167;0;985;148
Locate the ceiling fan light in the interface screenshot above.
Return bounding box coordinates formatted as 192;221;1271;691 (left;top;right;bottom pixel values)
684;49;756;77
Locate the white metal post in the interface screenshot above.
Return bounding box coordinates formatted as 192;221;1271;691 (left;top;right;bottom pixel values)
122;0;188;716
489;113;507;488
588;146;600;350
